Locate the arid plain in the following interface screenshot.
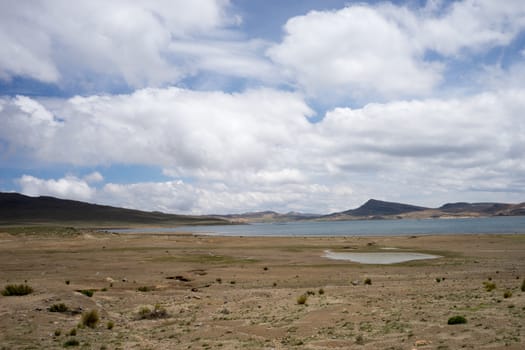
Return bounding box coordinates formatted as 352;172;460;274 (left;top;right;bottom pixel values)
0;228;524;349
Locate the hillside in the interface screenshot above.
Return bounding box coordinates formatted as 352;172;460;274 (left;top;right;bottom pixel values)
322;199;525;221
342;199;428;216
0;192;227;226
214;211;319;223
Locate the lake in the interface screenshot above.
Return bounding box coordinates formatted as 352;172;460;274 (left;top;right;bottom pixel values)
111;216;525;236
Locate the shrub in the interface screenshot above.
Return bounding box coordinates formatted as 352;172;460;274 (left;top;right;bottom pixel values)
65;280;70;285
364;278;372;285
49;303;69;313
79;289;94;297
503;290;512;298
68;328;77;336
436;278;441;283
355;334;364;345
483;281;496;292
521;279;525;292
1;284;33;296
297;294;308;305
318;288;325;295
54;329;62;337
81;310;99;328
137;286;152;292
447;315;467;325
137;304;168;320
107;321;114;330
63;339;80;347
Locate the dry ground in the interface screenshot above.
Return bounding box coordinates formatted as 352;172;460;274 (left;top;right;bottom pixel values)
0;229;524;349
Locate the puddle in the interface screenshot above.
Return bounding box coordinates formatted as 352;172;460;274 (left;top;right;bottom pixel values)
323;250;441;264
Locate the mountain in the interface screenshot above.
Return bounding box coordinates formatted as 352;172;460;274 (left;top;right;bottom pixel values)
342;199;428;216
0;192;226;226
439;202;510;214
213;211;319;223
1;192;523;226
322;199;525;221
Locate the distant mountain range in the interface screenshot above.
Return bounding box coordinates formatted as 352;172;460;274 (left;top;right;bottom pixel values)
320;199;525;221
0;192;524;226
220;199;525;223
0;192;226;226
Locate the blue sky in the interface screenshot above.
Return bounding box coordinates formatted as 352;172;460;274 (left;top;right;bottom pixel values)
1;0;524;214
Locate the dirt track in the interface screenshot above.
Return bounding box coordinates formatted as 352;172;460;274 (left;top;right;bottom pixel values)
0;231;524;349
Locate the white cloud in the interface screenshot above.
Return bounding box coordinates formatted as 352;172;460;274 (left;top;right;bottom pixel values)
0;0;275;88
18;174;95;201
312;89;525;202
267;0;525;101
4;87;525;212
0;87;313;171
84;172;104;183
267;5;442;100
418;0;525;56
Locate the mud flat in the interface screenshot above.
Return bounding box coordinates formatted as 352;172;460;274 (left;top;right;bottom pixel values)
0;229;524;349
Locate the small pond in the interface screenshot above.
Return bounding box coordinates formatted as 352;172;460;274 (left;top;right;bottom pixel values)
323;250;441;264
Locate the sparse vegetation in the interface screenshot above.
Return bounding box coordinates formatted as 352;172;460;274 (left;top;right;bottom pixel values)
49;303;69;313
79;289;94;297
447;315;467;325
483;281;496;292
355;334;365;344
137;304;168;320
81;309;99;328
63;339;80;347
1;283;33;296
297;294;308;305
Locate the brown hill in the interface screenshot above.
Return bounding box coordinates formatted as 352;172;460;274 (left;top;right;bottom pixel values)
0;192;226;226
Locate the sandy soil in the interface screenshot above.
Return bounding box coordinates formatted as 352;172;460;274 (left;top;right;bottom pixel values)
0;230;524;349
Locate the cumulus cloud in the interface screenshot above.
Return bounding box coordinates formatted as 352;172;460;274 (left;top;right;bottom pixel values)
268;0;525;100
0;88;313;171
267;5;443;100
418;0;525;55
0;0;275;88
4;86;525;212
312;90;525;202
84;172;104;183
18;174;95;201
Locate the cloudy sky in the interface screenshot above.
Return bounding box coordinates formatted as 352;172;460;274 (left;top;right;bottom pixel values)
1;0;524;214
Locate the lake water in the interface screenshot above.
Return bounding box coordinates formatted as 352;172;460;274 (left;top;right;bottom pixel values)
111;216;525;237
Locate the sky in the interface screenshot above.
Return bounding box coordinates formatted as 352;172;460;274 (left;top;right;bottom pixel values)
1;0;525;215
